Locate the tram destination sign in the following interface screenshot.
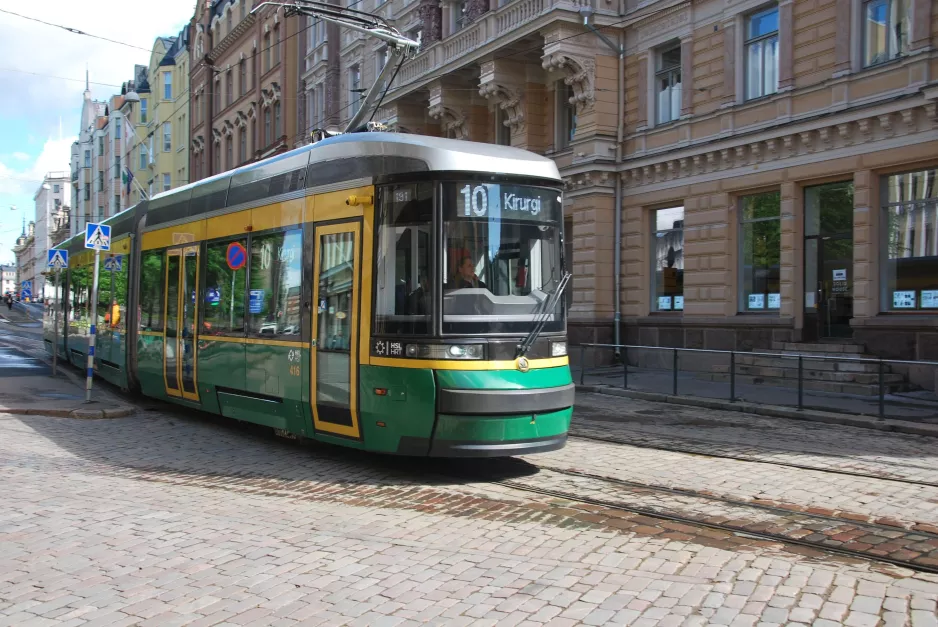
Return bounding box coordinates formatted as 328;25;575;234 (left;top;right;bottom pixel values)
451;183;560;223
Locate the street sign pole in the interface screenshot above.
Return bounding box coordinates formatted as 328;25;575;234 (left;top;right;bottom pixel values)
52;269;58;377
86;249;100;402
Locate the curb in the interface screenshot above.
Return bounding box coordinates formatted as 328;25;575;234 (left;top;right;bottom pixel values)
576;384;938;438
0;406;136;419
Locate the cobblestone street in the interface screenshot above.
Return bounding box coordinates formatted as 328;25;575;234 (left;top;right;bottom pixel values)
3;394;938;626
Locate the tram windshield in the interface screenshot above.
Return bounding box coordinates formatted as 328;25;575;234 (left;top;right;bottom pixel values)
441;182;564;335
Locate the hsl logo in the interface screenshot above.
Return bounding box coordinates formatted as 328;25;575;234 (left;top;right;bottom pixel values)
503;193;541;216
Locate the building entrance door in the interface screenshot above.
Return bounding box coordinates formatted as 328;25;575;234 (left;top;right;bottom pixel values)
804;182;854;340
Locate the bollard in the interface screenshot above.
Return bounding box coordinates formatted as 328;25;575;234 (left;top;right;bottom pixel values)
672;348;678;396
797;355;804;411
729;351;735;402
878;360;885;420
623;347;628;389
579;344;586;385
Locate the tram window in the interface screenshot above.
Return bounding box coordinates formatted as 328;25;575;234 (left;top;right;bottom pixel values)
247;229;302;336
97;258;113;329
139;251;165;332
69;265;92;337
318;231;355;352
99;255;128;332
374;183;433;335
202;239;247;334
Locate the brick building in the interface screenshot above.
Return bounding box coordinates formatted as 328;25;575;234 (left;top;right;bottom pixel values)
188;0;300;180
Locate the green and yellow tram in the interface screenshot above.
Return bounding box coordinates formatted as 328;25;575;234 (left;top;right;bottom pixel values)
45;133;573;456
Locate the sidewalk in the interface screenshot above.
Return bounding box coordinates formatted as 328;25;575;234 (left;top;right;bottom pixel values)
0;345;135;419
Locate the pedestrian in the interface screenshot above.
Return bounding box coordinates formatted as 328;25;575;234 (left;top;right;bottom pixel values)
4;293;11;311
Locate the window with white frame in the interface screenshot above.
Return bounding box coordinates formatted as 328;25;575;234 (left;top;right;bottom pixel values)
163;122;172;152
349;65;362;117
863;0;910;67
655;43;682;125
139;146;146;170
84;150;91;168
744;6;779;101
163;71;172;100
140;98;148;123
163;173;171;191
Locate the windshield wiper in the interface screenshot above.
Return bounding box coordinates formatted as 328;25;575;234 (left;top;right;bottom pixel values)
516;272;571;359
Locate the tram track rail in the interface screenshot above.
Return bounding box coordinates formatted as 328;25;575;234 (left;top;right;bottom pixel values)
568;421;938;488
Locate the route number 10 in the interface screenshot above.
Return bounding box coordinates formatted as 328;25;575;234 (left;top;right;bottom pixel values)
460;184;489;217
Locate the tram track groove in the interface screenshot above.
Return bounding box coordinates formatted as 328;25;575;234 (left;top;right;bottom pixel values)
489;476;938;576
568;421;938;488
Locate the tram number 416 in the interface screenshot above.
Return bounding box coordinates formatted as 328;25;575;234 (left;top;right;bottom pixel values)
289;365;301;377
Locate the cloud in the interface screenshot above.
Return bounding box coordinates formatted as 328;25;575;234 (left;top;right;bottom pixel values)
0;0;194;138
12;152;29;162
0;137;75;197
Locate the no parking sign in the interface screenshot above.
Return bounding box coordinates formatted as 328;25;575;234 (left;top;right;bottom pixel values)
227;242;247;270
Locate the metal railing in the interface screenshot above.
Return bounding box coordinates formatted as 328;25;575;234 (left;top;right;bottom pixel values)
576;343;938;420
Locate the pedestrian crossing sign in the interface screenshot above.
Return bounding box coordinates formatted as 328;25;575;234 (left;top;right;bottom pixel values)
85;222;111;251
103;255;123;272
47;249;69;270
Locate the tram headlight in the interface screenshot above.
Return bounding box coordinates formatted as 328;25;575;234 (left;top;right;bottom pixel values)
551;341;567;357
404;343;484;360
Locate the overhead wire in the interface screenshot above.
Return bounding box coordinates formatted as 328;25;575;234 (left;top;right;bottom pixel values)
0;8;155;52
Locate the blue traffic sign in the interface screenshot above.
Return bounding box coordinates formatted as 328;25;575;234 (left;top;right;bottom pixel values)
103;255;123;272
47;249;69;269
21;280;32;292
249;289;265;314
85;222;111;251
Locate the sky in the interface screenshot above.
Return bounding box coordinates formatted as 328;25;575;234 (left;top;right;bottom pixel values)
0;0;194;265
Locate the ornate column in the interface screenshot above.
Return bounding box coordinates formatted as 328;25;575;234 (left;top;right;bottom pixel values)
419;0;442;45
478;59;528;146
428;81;470;140
541;23;597;138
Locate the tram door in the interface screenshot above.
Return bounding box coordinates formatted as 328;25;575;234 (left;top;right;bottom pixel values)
310;222;361;439
163;246;200;401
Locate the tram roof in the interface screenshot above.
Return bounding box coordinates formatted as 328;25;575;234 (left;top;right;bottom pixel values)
147;133;561;206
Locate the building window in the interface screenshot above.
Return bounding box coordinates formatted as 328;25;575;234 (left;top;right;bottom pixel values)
84;184;90;201
115;121;121;139
264;107;271;146
139;146;147;170
273;25;281;66
495;106;510;146
53;184;59;193
226;137;233;169
453;0;469;32
739;191;782;312
114;156;121;179
240;61;247;96
273;102;281;139
163;122;172;152
744;6;779;101
148;137;154;164
652;207;685;311
656;43;682;125
163;71;172;100
863;0;910;67
214;83;221;114
98;136;104;154
114;194;120;210
98;171;104;192
349;66;361;117
226;71;233;107
376;47;389;76
409;28;422;51
162;173;170;191
557;82;576;150
140;98;148;123
264;32;271;73
239;128;247;163
882;168;938;310
84;150;91;168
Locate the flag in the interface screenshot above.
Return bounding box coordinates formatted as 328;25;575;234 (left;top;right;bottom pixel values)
122;167;134;195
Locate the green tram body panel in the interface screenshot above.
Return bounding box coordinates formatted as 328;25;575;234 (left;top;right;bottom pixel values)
44;132;572;458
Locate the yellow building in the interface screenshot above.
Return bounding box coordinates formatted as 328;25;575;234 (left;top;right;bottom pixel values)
142;28;190;198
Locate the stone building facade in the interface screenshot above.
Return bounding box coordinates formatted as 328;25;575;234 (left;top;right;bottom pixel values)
188;0;300;180
224;0;938;371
